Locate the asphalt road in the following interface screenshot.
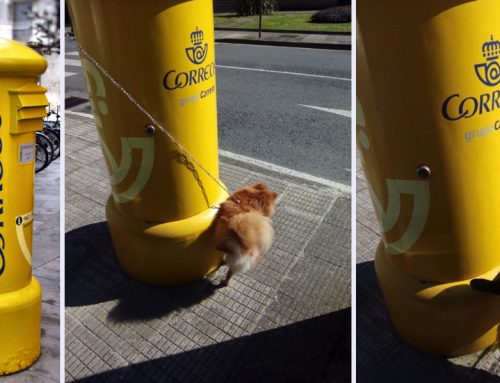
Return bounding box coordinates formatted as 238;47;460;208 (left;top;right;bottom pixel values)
65;37;351;185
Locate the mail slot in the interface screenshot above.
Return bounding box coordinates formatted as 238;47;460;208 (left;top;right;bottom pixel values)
10;83;48;134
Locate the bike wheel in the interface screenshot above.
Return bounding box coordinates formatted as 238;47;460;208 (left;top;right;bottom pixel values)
35;142;49;173
43;126;60;159
36;132;55;162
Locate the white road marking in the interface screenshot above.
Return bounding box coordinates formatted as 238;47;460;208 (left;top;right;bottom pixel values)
299;104;351;117
66;58;82;67
65;72;77;77
67;51;79;56
65;57;350;82
219;150;350;193
66;111;351;193
217;65;350;81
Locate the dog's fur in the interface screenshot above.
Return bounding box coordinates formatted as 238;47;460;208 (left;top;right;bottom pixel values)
213;183;277;286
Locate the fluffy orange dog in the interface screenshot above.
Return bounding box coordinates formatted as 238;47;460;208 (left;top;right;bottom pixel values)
213;183;277;286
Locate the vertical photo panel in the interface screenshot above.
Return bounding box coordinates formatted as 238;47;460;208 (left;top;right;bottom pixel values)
0;0;60;381
64;1;352;382
356;1;500;382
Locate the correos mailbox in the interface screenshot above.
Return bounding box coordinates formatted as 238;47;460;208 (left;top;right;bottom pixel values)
0;38;48;375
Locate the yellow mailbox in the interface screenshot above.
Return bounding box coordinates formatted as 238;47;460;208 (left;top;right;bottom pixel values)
357;0;500;356
67;0;227;285
0;38;47;375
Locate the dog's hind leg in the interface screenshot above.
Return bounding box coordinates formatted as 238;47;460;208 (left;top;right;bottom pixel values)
219;269;233;287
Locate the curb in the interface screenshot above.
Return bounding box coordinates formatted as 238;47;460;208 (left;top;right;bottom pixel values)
214;27;351;36
215;38;350;50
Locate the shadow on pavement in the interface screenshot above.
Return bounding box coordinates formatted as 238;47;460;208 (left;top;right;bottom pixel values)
357;261;500;383
70;308;351;383
65;222;218;321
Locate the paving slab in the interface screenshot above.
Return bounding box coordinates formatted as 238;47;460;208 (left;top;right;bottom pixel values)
65;113;351;382
356;154;500;383
4;159;60;383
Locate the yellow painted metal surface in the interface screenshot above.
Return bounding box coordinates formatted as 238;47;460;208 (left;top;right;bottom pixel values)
67;0;227;284
376;244;500;356
357;1;500;355
0;279;42;375
0;38;46;375
106;195;225;285
0;39;47;76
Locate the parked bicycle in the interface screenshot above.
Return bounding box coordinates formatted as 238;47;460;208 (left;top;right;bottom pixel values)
36;106;61;173
44;108;61;131
43;125;60;159
35;143;47;173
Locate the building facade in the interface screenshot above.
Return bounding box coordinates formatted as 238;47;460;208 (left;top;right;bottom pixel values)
0;0;56;43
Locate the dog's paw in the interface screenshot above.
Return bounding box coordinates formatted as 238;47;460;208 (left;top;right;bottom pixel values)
217;280;229;288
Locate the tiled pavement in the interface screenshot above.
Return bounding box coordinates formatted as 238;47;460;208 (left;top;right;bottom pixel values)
356;154;500;383
65;113;351;382
5;159;60;383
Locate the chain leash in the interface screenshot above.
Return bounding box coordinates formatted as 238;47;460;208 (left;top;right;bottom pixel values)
77;44;231;207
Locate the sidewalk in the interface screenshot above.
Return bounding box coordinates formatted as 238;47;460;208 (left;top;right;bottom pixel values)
215;29;351;50
65;113;351;382
5;159;60;383
356;155;500;383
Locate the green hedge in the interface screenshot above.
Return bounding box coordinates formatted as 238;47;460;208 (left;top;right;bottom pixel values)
237;0;278;16
311;6;351;23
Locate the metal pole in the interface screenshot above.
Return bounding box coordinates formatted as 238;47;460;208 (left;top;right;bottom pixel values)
258;0;262;39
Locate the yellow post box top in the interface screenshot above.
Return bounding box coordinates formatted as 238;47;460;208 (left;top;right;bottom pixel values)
0;38;47;77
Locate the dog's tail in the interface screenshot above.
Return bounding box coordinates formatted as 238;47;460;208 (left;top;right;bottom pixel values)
226;212;274;256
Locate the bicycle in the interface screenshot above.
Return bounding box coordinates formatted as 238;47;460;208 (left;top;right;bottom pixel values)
44;107;61;131
35;141;50;173
43;125;60;159
36;131;54;166
41;106;61;161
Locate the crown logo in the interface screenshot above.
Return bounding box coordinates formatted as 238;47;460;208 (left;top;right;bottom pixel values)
482;35;500;61
475;35;500;87
190;27;204;45
186;27;208;65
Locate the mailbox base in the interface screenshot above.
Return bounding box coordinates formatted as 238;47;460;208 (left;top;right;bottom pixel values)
0;277;42;375
375;242;500;357
106;192;228;286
